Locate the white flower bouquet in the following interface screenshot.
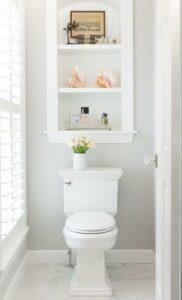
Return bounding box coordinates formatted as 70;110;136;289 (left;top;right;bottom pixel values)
68;136;95;154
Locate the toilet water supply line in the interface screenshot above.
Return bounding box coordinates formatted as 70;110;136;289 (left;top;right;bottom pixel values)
67;249;74;268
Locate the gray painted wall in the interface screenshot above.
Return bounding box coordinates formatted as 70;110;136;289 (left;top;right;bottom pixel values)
26;0;154;250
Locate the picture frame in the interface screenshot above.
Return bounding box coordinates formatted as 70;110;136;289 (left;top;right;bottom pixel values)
70;11;105;38
70;114;81;127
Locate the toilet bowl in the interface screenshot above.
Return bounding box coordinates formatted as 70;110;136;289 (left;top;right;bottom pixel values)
63;212;118;296
59;167;123;296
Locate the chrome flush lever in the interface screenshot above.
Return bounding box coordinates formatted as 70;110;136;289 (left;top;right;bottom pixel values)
64;180;72;185
144;154;158;168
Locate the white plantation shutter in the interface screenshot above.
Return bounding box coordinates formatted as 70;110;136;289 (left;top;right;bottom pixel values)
0;0;27;269
0;112;24;240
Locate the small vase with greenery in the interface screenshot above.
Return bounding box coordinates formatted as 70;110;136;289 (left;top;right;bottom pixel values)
68;137;95;170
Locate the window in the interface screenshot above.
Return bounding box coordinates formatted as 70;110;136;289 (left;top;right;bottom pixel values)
0;0;27;269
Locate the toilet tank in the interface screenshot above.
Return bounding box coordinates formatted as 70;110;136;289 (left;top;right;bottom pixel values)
59;168;123;215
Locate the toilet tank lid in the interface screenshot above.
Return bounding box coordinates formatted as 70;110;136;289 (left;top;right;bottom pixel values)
59;167;123;180
65;212;115;232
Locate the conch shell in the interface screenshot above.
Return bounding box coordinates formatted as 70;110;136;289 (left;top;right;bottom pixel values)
68;65;86;88
96;70;116;88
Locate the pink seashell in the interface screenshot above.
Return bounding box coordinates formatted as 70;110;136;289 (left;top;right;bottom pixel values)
68;65;86;88
96;70;116;88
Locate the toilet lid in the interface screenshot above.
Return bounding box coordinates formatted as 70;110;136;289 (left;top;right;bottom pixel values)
65;212;115;234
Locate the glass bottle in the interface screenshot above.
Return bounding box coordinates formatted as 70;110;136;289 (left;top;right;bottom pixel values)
80;107;89;128
101;113;109;128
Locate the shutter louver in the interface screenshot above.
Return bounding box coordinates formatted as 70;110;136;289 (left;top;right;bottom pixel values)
0;0;25;241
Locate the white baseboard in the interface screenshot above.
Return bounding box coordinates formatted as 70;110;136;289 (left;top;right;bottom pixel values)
3;254;27;300
27;249;155;264
105;249;155;264
27;250;70;264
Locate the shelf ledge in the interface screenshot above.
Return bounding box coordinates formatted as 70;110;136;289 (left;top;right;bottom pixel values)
58;44;122;52
58;88;122;94
44;130;137;144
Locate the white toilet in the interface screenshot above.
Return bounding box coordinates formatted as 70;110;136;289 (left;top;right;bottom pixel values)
60;168;123;296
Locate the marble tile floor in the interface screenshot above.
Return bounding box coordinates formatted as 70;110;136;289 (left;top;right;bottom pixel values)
13;263;155;300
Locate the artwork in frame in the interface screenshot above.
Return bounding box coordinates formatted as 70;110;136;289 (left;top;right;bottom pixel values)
70;114;81;127
70;11;105;38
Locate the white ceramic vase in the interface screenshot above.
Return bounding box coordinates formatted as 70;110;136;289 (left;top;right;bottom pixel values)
73;153;86;170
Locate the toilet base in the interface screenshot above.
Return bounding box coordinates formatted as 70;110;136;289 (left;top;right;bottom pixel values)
71;270;112;296
70;250;112;297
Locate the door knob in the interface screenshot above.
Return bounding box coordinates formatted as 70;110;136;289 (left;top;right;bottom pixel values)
64;181;72;185
144;154;158;168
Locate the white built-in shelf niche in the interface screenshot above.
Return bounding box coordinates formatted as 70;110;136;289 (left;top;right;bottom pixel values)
45;0;136;143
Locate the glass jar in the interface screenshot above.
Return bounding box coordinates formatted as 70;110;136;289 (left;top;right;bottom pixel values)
101;113;109;128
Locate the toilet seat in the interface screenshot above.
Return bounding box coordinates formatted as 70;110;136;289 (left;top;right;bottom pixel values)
65;212;115;234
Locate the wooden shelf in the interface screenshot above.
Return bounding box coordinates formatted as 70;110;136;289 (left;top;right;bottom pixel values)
58;88;122;94
58;44;122;53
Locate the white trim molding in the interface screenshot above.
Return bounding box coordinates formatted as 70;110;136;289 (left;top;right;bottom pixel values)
1;227;29;272
105;249;155;264
45;130;137;144
2;254;27;300
27;249;155;264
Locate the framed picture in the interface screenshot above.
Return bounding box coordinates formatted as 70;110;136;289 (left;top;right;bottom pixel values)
70;11;105;38
71;114;81;127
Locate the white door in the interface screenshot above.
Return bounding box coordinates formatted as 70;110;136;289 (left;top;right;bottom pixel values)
155;0;181;299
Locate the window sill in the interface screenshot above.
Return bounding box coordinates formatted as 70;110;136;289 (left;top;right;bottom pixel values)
0;227;29;273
